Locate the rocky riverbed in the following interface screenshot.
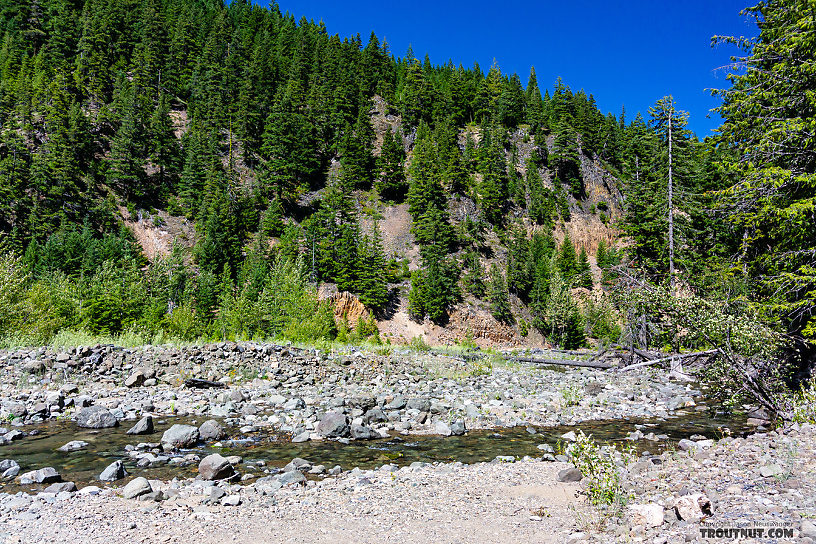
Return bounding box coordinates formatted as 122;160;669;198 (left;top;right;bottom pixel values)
584;422;816;544
1;341;805;544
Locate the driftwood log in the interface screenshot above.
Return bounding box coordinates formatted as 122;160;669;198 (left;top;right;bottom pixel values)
619;349;719;371
184;378;226;389
510;356;613;369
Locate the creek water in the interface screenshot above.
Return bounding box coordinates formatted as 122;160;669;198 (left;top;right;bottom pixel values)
0;405;751;493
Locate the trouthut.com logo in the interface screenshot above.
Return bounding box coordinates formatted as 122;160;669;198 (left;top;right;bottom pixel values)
699;520;796;540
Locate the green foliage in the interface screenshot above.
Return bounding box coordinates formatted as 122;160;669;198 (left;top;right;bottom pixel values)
565;431;632;508
788;377;816;425
582;296;621;343
557;235;578;283
559;383;583;407
488;262;513;324
576;247;593;289
713;2;816;344
461;251;486;299
532;260;585;349
376;127;407;201
408;251;461;324
0;253;29;338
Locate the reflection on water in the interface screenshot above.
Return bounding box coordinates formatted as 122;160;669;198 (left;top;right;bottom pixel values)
0;407;750;492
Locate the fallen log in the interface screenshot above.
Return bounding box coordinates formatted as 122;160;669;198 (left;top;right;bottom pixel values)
510;356;613;369
619;349;719;371
184;378;226;389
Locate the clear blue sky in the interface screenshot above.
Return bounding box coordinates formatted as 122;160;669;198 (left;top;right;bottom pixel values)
263;0;756;137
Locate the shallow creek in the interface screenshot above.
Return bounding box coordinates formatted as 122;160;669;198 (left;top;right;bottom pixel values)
0;404;750;493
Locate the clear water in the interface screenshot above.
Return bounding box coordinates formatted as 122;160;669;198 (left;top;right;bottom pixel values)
0;407;749;493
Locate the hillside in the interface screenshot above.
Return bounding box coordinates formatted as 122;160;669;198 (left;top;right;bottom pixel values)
0;0;754;352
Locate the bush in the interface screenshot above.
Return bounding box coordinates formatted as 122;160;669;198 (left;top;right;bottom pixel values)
786;377;816;424
565;431;632;508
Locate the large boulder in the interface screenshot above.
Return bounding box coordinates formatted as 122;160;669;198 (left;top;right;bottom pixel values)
350;424;376;440
1;459;20;480
316;412;349;438
57;440;89;452
674;494;712;522
122;477;152;499
198;454;235;480
76;405;118;429
124;371;145;388
160;424;199;449
126;415;153;435
406;398;431;413
557;467;583;482
199;419;227;441
19;467;61;484
99;460;128;482
43;482;77;493
435;421;452;437
450;420;466;436
629;504;665;528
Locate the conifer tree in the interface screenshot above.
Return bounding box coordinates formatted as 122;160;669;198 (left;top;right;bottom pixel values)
576;246;593;289
462;251;486;299
525;67;544;132
557;235;578;283
355;222;389;311
260;82;318;201
488;262;513;323
376;127;406;201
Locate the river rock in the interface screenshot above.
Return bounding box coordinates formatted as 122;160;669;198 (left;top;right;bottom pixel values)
674;493;712;522
6;402;27;418
161;424;199;449
122;477;152;499
283;397;305;410
76;405;118;429
350;423;376;440
4;429;24;441
677;439;697;451
291;431;310;442
278;470;306;486
198;454;235;480
450;421;466;435
364;407;387;424
316;412;349;438
43;482;77;494
99;460;128;482
124;371;145;388
759;463;784;478
557;467;583;482
435;420;452;436
406;398;431;412
221;494;241;506
629;504;664;528
284;458;311;473
126;415;154;435
385;396;406;410
19;467;61;484
199;419;226;441
802;521;816;540
57;440;89;452
1;460;20;479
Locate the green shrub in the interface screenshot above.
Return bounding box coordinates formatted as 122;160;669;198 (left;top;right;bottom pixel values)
565;430;632;508
409;335;431;352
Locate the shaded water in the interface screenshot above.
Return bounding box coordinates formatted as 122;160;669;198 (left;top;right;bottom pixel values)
0;407;750;492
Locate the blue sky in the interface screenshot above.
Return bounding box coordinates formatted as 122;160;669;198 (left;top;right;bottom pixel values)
264;0;756;137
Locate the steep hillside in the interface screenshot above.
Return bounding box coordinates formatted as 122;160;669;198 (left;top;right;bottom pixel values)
0;0;689;349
